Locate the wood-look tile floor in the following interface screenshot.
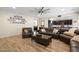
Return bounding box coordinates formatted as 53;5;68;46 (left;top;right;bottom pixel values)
0;35;70;52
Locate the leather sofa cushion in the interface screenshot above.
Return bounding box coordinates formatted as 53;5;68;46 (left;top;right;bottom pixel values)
45;28;53;33
60;34;71;44
60;34;72;39
42;35;51;39
58;28;69;34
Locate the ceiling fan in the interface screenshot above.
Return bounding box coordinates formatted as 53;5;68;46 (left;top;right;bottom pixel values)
35;7;50;15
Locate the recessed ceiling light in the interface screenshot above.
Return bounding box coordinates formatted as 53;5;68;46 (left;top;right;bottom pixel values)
60;9;65;11
50;18;53;20
12;6;16;9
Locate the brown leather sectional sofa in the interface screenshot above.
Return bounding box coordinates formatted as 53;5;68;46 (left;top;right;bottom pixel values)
38;28;70;42
38;28;79;44
39;28;79;52
22;27;79;52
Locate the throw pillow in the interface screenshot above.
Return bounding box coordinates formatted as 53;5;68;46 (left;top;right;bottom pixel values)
41;29;46;32
24;30;28;33
53;28;58;34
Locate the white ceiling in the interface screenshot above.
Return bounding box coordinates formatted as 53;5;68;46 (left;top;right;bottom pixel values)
0;7;79;18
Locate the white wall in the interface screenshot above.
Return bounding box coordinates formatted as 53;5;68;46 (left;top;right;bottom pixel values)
0;11;35;38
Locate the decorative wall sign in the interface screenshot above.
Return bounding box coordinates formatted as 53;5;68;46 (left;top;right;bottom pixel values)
8;16;26;24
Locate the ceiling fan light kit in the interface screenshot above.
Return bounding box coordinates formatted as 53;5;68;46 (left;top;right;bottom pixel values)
37;7;50;15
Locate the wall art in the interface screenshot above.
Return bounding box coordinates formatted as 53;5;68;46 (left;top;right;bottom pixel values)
8;15;26;24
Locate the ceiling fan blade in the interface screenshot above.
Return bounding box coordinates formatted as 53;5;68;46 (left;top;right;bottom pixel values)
34;8;40;11
43;9;50;12
40;7;44;11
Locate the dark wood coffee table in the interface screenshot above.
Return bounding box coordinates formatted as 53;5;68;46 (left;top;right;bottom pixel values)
31;34;52;46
